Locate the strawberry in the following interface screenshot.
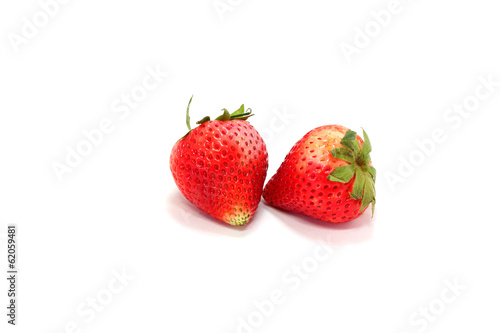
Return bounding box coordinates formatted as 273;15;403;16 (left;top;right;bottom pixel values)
263;125;376;223
170;97;268;226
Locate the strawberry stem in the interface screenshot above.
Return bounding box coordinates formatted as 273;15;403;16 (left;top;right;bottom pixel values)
185;95;193;131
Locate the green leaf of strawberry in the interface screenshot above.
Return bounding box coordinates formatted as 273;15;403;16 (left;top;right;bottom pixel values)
329;129;376;216
215;108;231;121
340;130;361;155
330;147;355;164
327;165;355;182
180;97;254;140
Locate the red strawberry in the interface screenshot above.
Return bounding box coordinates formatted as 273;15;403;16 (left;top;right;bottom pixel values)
263;125;376;223
170;97;268;226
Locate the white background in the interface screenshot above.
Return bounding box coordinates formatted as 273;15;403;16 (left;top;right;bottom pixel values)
1;0;500;332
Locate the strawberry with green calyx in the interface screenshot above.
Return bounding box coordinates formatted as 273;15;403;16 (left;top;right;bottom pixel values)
263;125;376;223
170;97;268;226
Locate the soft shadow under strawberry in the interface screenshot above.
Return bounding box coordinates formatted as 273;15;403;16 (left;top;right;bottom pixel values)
262;201;374;246
166;192;260;237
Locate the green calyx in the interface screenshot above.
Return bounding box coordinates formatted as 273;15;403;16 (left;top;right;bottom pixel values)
214;104;253;122
181;96;253;139
327;129;376;216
